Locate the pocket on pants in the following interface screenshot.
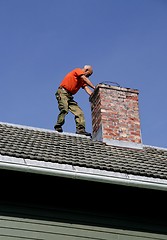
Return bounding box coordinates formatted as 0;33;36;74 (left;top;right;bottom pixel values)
55;90;61;101
56;94;61;101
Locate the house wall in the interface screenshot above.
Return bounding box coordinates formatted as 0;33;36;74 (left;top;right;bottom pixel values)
0;169;167;239
0;212;167;240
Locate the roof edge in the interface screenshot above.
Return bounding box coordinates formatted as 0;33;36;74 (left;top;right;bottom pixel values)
1;155;167;192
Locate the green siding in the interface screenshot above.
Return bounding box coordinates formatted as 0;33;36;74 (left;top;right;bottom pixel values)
0;170;167;240
0;216;167;240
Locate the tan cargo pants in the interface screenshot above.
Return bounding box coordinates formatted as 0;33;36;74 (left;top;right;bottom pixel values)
55;87;86;130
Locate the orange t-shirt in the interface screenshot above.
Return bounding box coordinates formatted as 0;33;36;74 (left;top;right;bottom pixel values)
60;68;87;94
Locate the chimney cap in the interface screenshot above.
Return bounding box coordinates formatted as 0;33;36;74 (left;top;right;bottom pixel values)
90;83;139;101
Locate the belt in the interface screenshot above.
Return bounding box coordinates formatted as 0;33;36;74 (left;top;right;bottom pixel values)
58;86;72;95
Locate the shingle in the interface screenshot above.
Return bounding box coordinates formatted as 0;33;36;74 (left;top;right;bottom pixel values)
0;123;167;180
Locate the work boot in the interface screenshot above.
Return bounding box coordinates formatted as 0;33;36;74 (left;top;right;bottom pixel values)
54;124;63;132
76;128;92;137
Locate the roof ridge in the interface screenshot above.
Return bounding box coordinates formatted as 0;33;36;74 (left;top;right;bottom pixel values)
1;121;167;150
0;121;90;139
143;144;167;151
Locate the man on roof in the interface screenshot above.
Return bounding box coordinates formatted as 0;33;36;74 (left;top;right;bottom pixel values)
54;65;95;136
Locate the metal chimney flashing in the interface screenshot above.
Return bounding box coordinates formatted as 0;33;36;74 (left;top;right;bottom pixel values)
92;126;143;149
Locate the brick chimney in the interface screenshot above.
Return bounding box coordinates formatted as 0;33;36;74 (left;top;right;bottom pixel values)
89;84;143;149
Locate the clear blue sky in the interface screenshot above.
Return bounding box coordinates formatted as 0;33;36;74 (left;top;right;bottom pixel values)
0;0;167;148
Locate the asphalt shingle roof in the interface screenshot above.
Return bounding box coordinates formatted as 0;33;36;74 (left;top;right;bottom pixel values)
0;122;167;180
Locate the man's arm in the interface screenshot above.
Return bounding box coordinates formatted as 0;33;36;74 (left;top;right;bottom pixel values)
80;75;95;89
83;85;94;96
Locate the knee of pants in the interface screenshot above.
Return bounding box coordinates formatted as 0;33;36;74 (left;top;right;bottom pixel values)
76;112;85;121
60;108;68;115
78;110;84;118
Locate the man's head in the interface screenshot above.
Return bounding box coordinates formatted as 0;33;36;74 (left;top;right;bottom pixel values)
83;65;93;77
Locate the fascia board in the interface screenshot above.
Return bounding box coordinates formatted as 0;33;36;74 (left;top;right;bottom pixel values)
0;154;167;191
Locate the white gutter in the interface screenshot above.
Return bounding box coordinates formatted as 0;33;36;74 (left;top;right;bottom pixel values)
1;155;167;191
